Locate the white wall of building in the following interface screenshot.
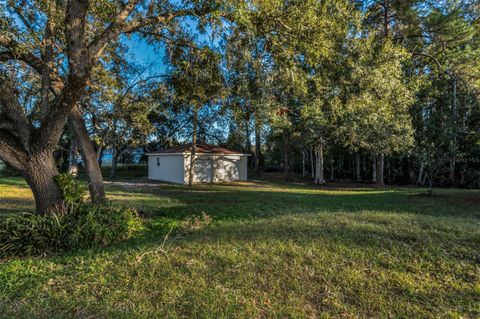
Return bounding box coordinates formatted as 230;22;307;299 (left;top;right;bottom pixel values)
149;153;249;184
237;156;248;181
192;158;213;183
148;154;185;184
213;156;240;182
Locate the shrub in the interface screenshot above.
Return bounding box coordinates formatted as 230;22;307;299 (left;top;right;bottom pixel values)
66;204;143;249
0;212;68;257
0;174;143;258
54;174;86;205
0;205;143;258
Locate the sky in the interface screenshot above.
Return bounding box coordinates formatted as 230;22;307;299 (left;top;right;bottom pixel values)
122;16;224;78
122;34;168;76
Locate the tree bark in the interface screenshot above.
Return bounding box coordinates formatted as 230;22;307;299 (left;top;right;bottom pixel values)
310;148;314;178
70;107;106;203
330;157;334;181
254;122;261;176
372;158;377;182
314;143;325;185
245;118;251;154
110;146;118;179
460;163;466;186
97;145;104;165
22;151;65;215
375;153;385;186
283;134;289;180
449;78;457;183
188;106;198;187
302;149;306;177
68;137;79;177
417;160;424;185
448;158;455;183
355;153;361;181
386;156;391;184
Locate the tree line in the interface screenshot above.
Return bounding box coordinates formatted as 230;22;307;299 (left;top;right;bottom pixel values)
0;0;479;215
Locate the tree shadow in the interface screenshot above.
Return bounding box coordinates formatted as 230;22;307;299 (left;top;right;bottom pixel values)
4;206;477;319
113;183;480;221
0;197;35;216
95;183;480;259
0;178;30;187
2;180;479;266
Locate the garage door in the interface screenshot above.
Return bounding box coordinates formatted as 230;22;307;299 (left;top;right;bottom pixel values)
193;159;213;183
215;158;239;182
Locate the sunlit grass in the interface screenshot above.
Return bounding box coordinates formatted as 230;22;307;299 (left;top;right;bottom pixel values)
0;176;479;318
0;178;34;216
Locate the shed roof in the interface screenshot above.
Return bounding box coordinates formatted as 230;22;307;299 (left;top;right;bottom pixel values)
147;144;247;156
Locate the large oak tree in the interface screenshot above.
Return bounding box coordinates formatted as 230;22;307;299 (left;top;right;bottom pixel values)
0;0;227;214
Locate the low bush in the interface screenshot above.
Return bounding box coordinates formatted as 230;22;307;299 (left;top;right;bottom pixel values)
66;204;143;249
0;174;142;258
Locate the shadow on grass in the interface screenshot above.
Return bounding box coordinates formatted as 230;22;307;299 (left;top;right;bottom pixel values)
1;178;479;267
112;184;480;221
85;183;480;263
0;178;30;187
3;205;478;319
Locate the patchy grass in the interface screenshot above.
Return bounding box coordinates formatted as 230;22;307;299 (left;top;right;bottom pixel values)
0;176;479;318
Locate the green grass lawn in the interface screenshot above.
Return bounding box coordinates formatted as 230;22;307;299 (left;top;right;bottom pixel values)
0;176;479;318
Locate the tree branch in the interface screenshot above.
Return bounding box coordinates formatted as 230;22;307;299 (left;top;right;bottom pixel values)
0;130;28;171
87;0;143;63
30;0;90;152
0;78;32;150
88;6;217;63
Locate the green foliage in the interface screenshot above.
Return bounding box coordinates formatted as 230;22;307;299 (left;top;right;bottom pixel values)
63;204;143;249
0;174;142;258
169;45;225;108
341;38;415;155
54;174;86;205
0;212;68;257
0;204;142;258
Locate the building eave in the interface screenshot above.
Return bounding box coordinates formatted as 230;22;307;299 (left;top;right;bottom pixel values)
147;153;251;156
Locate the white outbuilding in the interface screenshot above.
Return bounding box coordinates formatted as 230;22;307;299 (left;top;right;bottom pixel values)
147;144;250;184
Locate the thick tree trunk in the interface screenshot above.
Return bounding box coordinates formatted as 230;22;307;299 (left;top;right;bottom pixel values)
355;153;361;181
254;123;261;176
314;143;325;185
70;107;106;203
188;107;198;187
375;153;385;186
372;158;377;182
22;152;65;215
